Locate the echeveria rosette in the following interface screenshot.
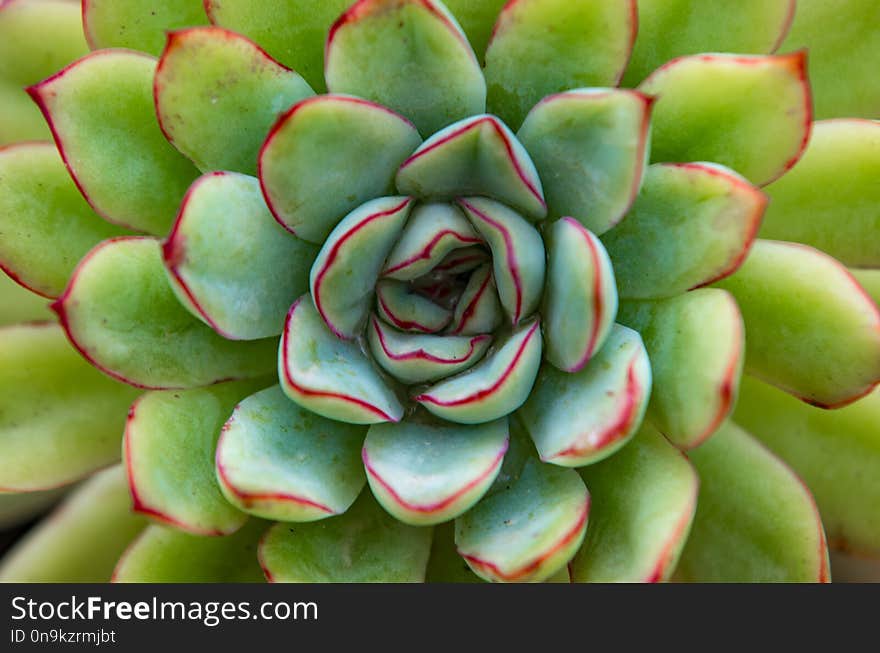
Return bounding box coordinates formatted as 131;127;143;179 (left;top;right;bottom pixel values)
0;0;878;584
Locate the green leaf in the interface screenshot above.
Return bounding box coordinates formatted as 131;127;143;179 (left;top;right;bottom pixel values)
602;163;767;299
396;115;546;220
442;0;507;60
0;487;65;531
205;0;352;93
571;425;697;582
28;50;199;234
163;171;318;340
280;295;404;424
0;323;140;491
258;491;432;582
622;0;794;86
425;521;483;583
54;237;277;389
325;0;485;136
0;142;129;298
155;27;314;174
364;414;508;525
375;278;453;333
446;262;502;335
639;53;811;186
484;0;636;129
519;324;651;467
124;381;266;536
735;376;880;557
713;239;880;408
0;272;50;327
542;218;617;372
216;386;367;522
759;120;880;267
455;458;589;582
618;289;744;449
852;268;880;305
114;519;268;582
676;422;829;582
259;94;421;244
0;466;147;582
82;0;209;56
517;89;652;235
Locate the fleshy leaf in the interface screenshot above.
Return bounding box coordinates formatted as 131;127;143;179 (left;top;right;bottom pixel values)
54;237;277;389
259;492;432;582
280;296;404;424
0;272;50;327
425;521;483;583
0;487;65;531
676;422;829;582
415;318;542;424
382;203;482;280
519;324;651;467
310;196;413;339
28;50;199;234
459;198;545;325
618;289;744;449
759;120;880;268
396;115;546;220
124;381;266;536
368;316;491;385
325;0;485;136
542;218;617;372
602;163;766;299
455;459;589;582
446;263;502;336
853;269;880;305
639;53;811;186
0;142;129;298
163;171;318;340
376;278;453;333
259;95;421;244
735;377;880;557
570;425;698;582
713;239;880;408
204;0;351;93
154;27;314;175
0;323;140;492
442;0;507;60
114;520;267;582
82;0;208;55
0;467;146;583
484;0;636;128
363;414;508;525
517;89;652;234
621;0;795;87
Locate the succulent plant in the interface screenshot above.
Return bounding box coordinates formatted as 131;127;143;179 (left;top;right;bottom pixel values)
0;0;878;583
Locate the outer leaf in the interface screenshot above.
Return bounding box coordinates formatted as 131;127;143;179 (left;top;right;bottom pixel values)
259;492;432;582
676;422;829;582
82;0;208;55
28;50;199;234
113;519;267;582
519;324;651;467
0;141;128;298
0;466;146;583
0;487;65;531
204;0;352;93
853;269;880;305
455;459;589;582
216;386;367;522
542;218;617;372
54;237;277;389
163;171;319;340
735;377;880;557
622;0;795;86
124;380;266;536
602;163;766;299
425;521;483;583
259;95;421;243
279;296;404;424
618;289;744;449
714;240;880;408
571;425;698;582
484;0;636;129
325;0;485;136
517;89;652;234
0;323;140;492
759;120;880;267
639;53;811;186
442;0;507;60
0;272;50;327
